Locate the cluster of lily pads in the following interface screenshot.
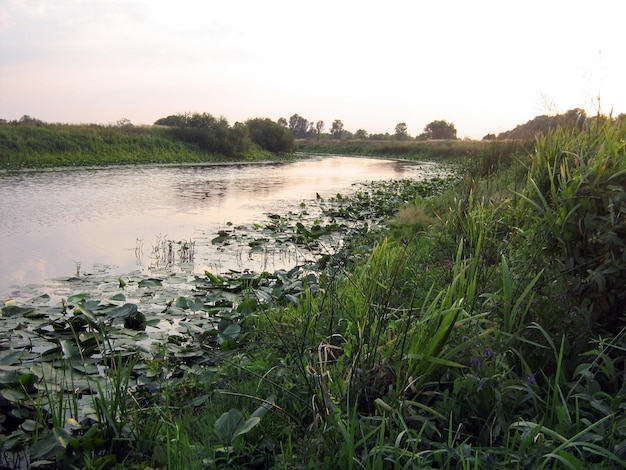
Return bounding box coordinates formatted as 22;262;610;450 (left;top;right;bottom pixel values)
0;174;456;468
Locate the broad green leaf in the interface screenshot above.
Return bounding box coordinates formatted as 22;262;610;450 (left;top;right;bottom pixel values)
0;349;23;366
0;387;27;402
251;395;276;419
67;293;90;303
233;417;260;439
105;303;138;320
220;323;241;341
59;339;80;359
138;278;163;287
214;408;244;444
175;296;189;309
107;293;126;302
1;304;35;316
190;394;209;407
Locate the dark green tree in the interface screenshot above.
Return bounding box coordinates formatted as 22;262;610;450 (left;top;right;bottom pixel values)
154;112;251;157
288;114;310;138
394;122;408;140
315;120;325;140
245;118;295;154
419;120;457;140
354;129;368;139
331;119;344;139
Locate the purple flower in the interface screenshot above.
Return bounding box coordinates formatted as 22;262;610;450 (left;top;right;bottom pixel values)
470;356;481;368
483;347;493;358
526;373;536;385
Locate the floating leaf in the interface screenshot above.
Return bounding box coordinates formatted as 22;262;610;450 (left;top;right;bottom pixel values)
21;419;39;432
1;304;36;317
0;387;27;402
59;339;80;359
67;293;90;304
0;349;24;366
105;303;138;320
107;293;126;302
175;296;189;309
138;278;163;287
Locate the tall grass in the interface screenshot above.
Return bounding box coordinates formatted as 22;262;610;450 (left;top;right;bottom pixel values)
249;118;626;467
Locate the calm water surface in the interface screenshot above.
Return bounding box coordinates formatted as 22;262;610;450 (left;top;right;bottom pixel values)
0;156;441;299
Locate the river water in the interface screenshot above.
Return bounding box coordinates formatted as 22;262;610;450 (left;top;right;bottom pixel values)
0;155;441;300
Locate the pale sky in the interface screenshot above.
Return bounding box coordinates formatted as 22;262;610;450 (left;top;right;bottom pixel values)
1;0;624;139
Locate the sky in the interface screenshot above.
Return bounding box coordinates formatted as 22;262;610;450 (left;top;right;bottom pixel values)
1;0;624;139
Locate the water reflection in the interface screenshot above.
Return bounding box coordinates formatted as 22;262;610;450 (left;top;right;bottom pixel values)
0;156;438;299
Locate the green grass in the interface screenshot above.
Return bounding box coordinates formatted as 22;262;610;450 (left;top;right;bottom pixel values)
0;123;278;169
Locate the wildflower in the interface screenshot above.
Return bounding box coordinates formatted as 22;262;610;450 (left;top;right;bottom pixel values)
470;356;481;368
526;373;536;385
483;347;493;358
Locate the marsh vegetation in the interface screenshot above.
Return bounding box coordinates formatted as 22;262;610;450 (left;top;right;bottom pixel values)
1;117;626;468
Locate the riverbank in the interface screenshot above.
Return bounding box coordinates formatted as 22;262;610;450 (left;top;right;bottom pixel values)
1;119;625;468
0;119;528;171
0;122;284;170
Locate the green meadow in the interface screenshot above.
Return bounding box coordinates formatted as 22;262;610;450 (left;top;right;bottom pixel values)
1;117;625;469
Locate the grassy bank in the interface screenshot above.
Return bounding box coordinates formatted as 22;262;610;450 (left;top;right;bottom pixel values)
1;120;625;468
297;138;531;162
1;121;527;170
159;120;626;467
0;123;279;170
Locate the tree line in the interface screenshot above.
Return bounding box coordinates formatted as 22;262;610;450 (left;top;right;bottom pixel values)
151;112;461;158
281;114;457;141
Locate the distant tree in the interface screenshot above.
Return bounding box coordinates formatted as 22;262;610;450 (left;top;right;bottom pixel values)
116;118;133;128
315;120;325;140
288;114;310;138
154;114;188;127
354;129;368;139
497;108;588;140
277;117;288;127
558;108;586;131
394;122;408;140
482;133;496;140
331;119;344;139
419;120;457;140
18;115;44;126
369;133;389;140
154;112;251;157
246;118;295;154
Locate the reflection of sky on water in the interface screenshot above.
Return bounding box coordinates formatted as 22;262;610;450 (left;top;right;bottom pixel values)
0;156;439;299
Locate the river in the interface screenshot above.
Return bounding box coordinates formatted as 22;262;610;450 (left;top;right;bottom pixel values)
0;155;442;300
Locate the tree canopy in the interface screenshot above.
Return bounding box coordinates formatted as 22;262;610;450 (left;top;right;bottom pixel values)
245;118;295;154
417;120;457;140
394;122;408;140
497;108;587;140
155;112;295;157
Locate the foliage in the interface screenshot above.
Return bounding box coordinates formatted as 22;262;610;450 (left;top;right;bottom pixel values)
288;114;311;139
417;119;458;140
156;112;251;158
331;119;345;139
245;118;295;154
498;108;587;140
394;122;409;140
